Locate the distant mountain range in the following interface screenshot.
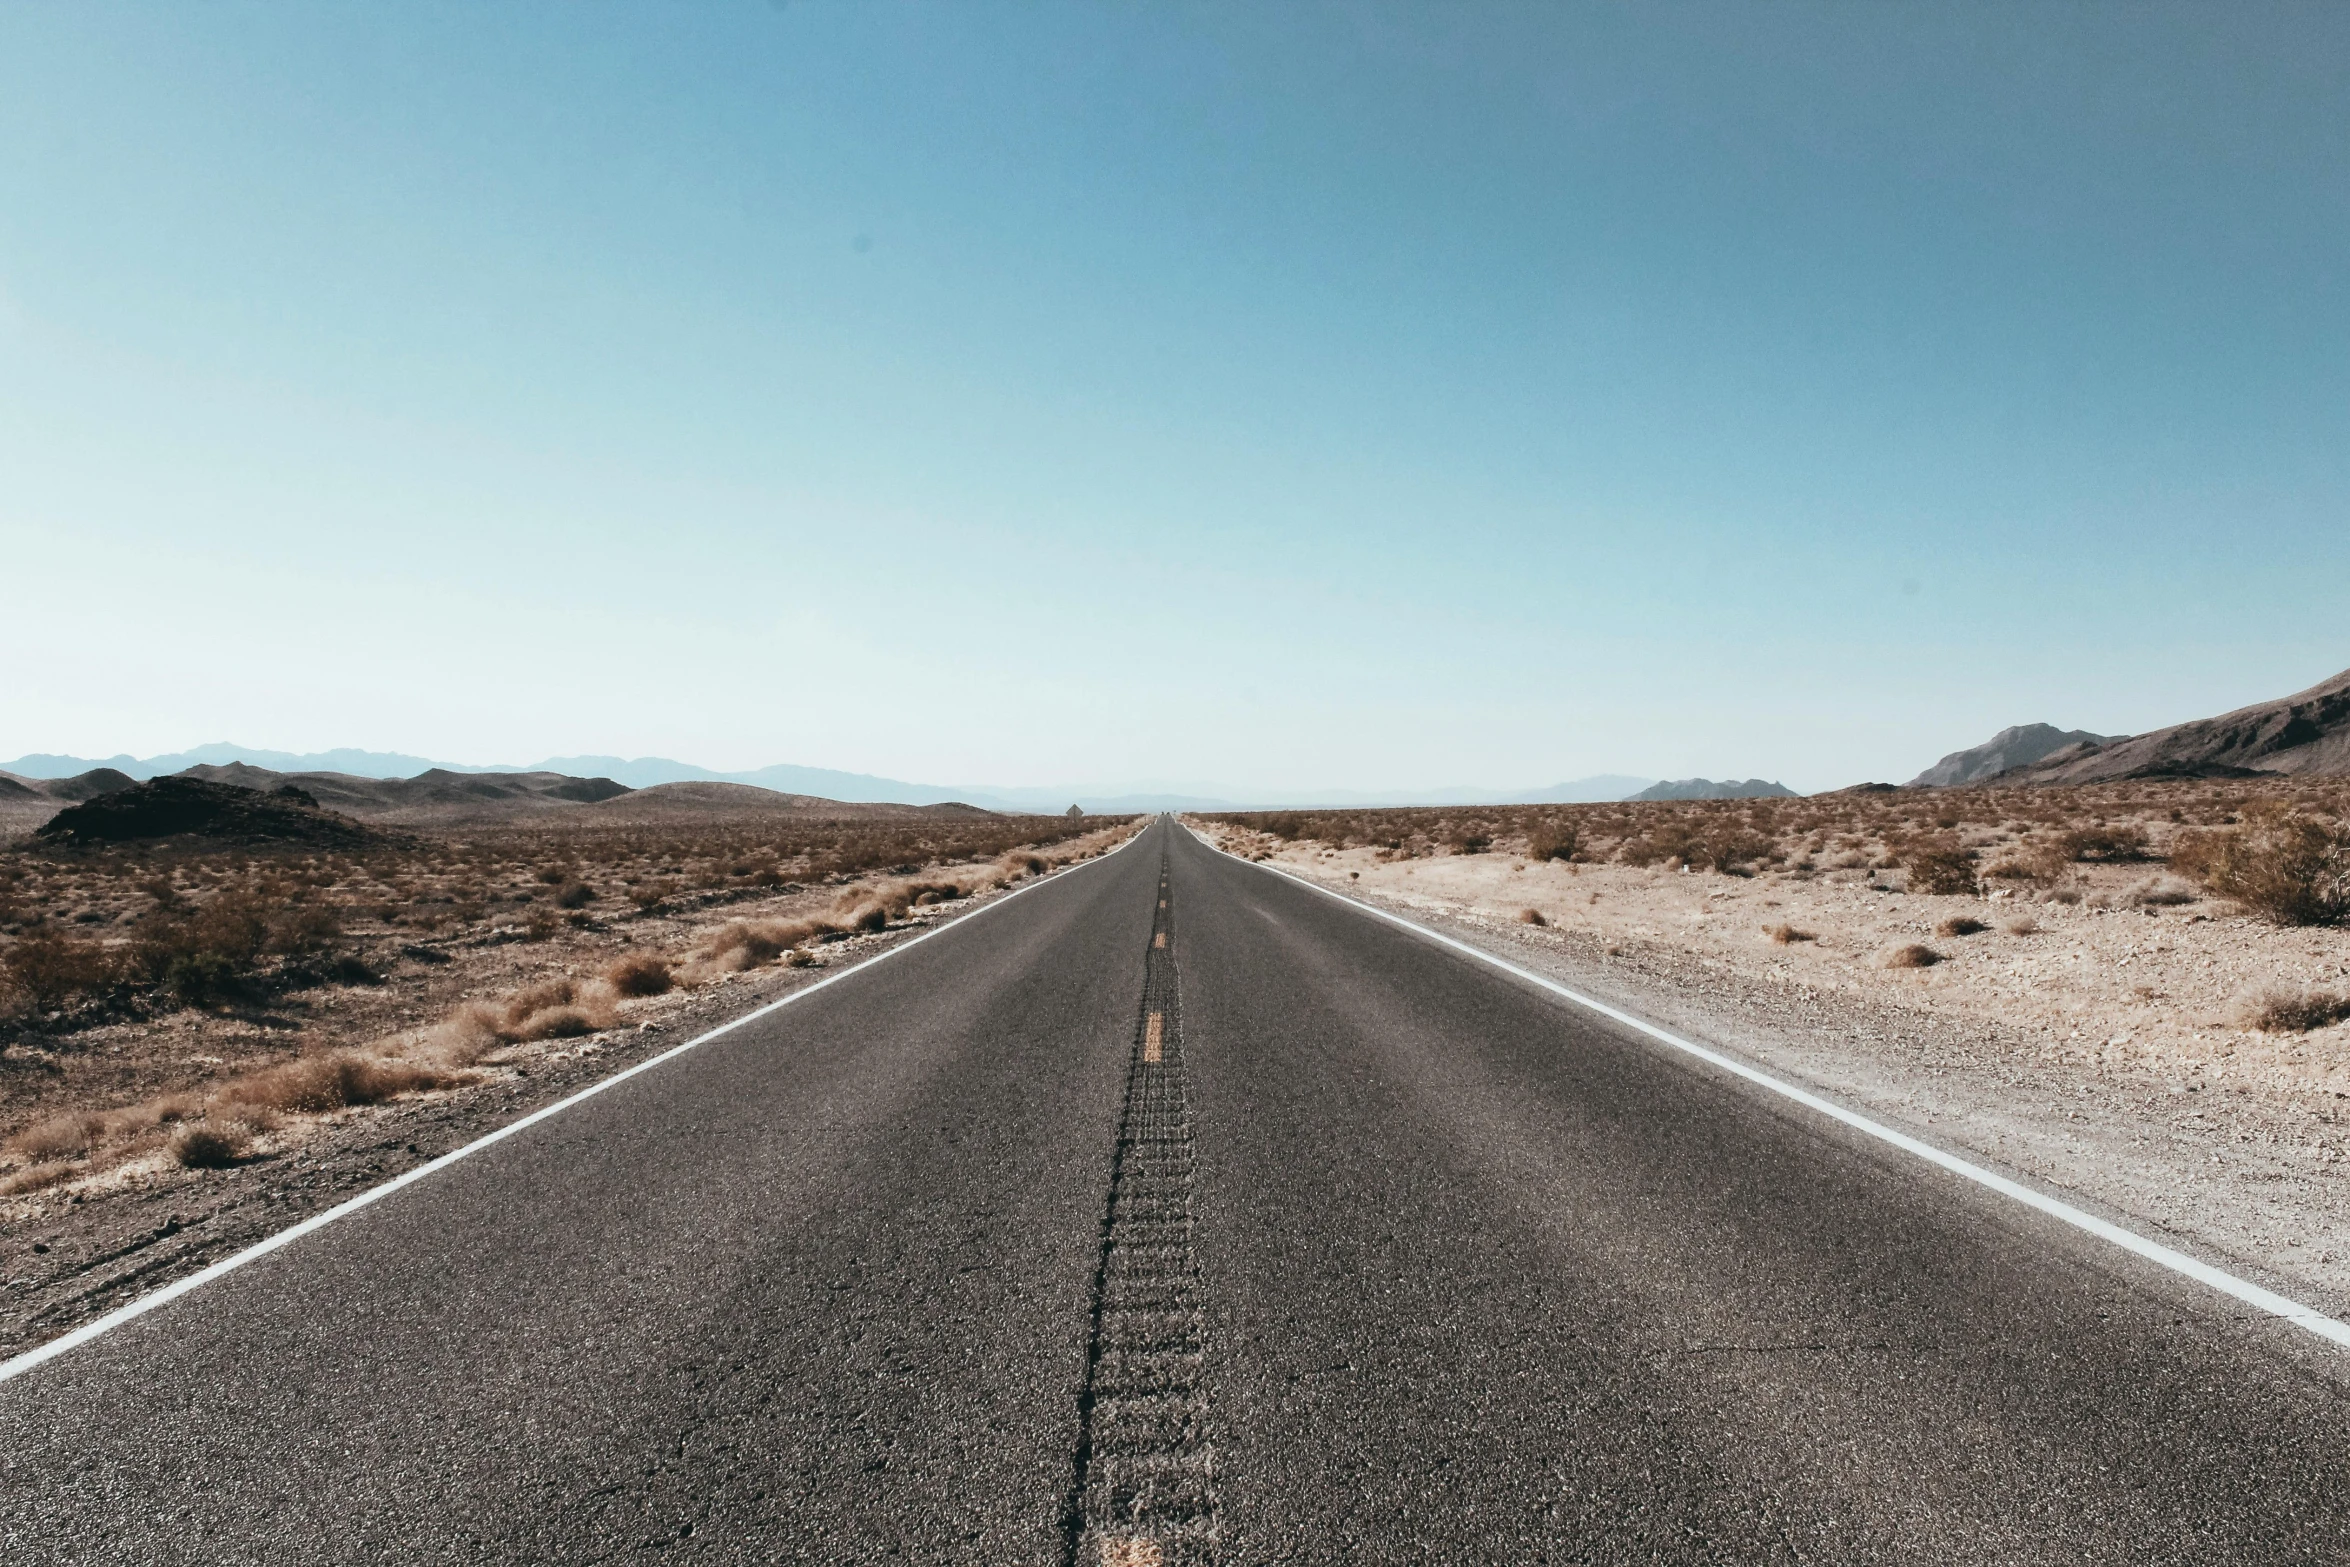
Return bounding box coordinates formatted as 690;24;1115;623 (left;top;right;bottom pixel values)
0;747;1668;810
1987;665;2350;785
1905;664;2350;788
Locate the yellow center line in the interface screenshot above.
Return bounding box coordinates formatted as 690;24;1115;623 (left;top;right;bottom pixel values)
1143;1012;1164;1063
1154;931;1167;948
1100;1538;1163;1567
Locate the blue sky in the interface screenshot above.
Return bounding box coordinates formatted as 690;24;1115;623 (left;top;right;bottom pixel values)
3;2;2345;795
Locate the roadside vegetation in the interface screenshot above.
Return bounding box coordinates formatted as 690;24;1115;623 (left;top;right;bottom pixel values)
1212;777;2350;927
0;812;1128;1194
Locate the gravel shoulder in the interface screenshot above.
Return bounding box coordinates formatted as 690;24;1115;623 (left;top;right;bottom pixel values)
1186;820;2350;1323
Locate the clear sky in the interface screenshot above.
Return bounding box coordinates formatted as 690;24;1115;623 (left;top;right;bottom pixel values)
3;3;2346;795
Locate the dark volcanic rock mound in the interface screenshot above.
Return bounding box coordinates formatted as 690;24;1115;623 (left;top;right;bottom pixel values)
34;777;379;848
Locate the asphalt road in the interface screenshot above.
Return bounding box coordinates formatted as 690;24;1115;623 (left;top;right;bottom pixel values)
5;818;2349;1563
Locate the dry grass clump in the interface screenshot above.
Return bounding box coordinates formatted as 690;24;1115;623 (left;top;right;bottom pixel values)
1883;943;1943;969
603;951;674;997
1764;924;1816;944
495;978;618;1042
2234;986;2350;1034
1518;907;1547;926
8;1111;111;1163
699;919;803;973
2002;914;2040;935
170;1122;251;1168
1936;916;1988;938
217;1050;458;1115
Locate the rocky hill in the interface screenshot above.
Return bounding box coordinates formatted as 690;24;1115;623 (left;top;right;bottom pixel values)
1907;724;2116;788
1630;778;1799;801
34;776;381;848
1989;666;2350;785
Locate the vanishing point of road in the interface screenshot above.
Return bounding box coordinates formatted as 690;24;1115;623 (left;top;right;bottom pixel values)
4;818;2347;1563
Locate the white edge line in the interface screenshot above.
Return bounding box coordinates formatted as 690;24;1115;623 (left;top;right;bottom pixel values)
0;825;1151;1386
1194;827;2350;1350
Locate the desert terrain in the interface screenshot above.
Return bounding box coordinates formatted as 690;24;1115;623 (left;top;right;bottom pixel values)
0;773;1133;1354
1189;775;2350;1309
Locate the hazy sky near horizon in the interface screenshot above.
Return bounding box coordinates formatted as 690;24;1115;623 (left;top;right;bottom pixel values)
4;3;2347;794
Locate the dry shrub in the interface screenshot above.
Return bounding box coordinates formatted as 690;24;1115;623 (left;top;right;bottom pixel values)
604;951;674;997
2063;824;2151;862
2234;986;2350;1034
2175;808;2350;926
7;1112;108;1163
1936;916;1988;938
1884;943;1943;969
219;1050;455;1115
2122;875;2199;908
998;851;1048;879
1906;844;1979;897
1765;924;1816;944
784;948;817;967
1699;828;1772;877
554;880;595;909
1526;822;1578;862
2002;915;2039;936
171;1122;250;1169
3;931;116;1008
1518;907;1546;926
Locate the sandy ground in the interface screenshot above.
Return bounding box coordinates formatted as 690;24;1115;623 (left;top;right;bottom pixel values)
1186;819;2350;1319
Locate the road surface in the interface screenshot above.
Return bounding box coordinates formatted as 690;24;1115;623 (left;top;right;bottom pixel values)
4;817;2348;1563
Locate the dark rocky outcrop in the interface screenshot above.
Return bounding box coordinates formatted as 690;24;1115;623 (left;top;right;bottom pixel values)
33;776;379;848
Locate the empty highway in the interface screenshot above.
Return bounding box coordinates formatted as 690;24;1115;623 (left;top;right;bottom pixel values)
4;818;2347;1564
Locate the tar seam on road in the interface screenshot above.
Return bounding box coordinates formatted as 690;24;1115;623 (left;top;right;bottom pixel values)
1192;828;2350;1352
0;828;1150;1389
1063;847;1219;1567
